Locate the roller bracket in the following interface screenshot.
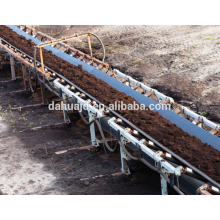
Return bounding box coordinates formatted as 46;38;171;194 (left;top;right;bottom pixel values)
197;184;212;195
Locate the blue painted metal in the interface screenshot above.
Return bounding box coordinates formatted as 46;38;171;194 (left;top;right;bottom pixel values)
7;25;220;151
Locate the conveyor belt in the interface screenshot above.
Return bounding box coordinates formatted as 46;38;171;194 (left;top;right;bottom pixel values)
17;25;220;137
7;25;220;151
2;25;220;193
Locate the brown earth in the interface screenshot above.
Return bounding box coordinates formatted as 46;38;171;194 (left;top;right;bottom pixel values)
1;25;220;184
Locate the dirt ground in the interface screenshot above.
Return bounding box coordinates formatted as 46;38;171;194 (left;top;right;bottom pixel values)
32;25;220;122
0;66;169;195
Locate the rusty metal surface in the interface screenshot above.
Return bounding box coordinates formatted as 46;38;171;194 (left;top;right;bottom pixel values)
0;41;46;78
17;25;109;69
210;128;218;135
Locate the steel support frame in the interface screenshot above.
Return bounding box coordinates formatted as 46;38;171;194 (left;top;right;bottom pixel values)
108;117;184;195
120;136;131;175
53;79;105;148
89;111;99;147
58;82;101;147
160;168;168;195
19;25;109;69
114;69;220;135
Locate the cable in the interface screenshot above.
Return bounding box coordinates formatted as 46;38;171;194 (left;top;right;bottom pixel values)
88;33;105;63
78;111;117;153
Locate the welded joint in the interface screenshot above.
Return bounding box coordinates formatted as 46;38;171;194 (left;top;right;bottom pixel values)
121;135;131;146
153;151;163;163
174;166;184;176
139;139;148;145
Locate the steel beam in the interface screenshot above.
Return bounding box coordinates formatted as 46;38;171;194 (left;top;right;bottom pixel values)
10;56;16;80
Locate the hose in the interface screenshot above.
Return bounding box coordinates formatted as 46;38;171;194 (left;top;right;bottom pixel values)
83;32;106;63
103;140;118;157
73;111;184;194
78;111;117;153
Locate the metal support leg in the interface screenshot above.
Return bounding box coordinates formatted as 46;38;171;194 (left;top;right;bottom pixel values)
22;64;29;91
120;137;131;175
10;56;16;81
61;94;71;123
40;82;48;105
89;112;99;147
160;168;168;195
120;147;131;175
